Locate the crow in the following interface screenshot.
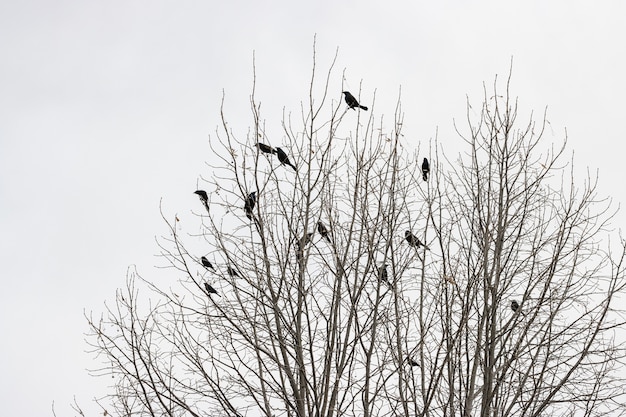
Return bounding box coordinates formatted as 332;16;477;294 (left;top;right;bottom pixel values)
511;300;525;315
276;147;297;170
407;357;420;367
422;158;430;181
204;282;219;296
194;190;210;213
342;91;368;111
201;256;215;271
227;266;240;278
194;190;208;203
317;221;330;242
256;142;276;154
244;191;257;220
378;264;389;285
405;230;430;250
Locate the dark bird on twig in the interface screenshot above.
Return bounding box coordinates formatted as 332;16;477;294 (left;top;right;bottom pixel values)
511;300;525;315
194;190;208;203
405;230;430;250
227;266;240;278
201;256;215;271
407;357;420;367
244;191;257;220
276;147;297;170
317;221;330;242
204;282;219;296
378;264;389;285
256;142;276;154
194;190;210;213
422;158;430;181
342;91;368;111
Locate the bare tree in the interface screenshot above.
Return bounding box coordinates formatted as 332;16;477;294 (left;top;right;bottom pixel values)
86;55;626;417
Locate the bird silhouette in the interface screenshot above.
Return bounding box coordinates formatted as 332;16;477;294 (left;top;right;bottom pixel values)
194;190;210;213
256;142;276;154
194;190;208;203
422;158;430;181
317;221;330;242
204;282;219;296
276;147;297;170
201;256;215;271
405;230;430;250
227;266;240;278
511;300;525;315
407;357;420;367
244;191;257;220
378;264;389;285
342;91;368;111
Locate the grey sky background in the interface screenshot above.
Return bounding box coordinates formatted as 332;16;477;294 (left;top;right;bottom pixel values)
1;1;625;416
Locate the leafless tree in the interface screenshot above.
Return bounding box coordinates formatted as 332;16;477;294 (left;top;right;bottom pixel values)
86;55;626;417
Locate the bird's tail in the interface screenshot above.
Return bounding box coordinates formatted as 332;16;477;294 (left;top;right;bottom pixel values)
360;105;368;111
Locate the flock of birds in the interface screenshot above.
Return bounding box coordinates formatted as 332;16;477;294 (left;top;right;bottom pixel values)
191;90;524;357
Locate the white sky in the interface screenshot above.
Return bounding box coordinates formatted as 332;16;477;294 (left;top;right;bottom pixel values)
1;1;625;416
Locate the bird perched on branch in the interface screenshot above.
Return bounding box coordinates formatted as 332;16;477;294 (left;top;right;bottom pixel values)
204;282;219;297
342;91;368;111
405;230;430;250
227;266;240;278
378;264;389;285
407;357;420;367
255;142;276;154
511;300;525;315
422;158;430;181
276;147;297;170
317;221;330;242
194;190;208;203
201;256;215;271
244;191;257;220
194;190;210;213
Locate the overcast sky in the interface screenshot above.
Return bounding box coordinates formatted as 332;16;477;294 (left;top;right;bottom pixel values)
1;1;625;416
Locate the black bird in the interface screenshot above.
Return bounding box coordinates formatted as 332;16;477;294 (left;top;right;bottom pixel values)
227;266;240;278
276;147;297;170
378;264;389;285
511;300;524;315
201;256;215;271
256;142;276;154
407;357;420;367
194;190;210;213
244;191;257;220
342;91;368;111
317;221;330;242
422;158;430;181
405;230;430;250
204;282;219;296
194;190;208;203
